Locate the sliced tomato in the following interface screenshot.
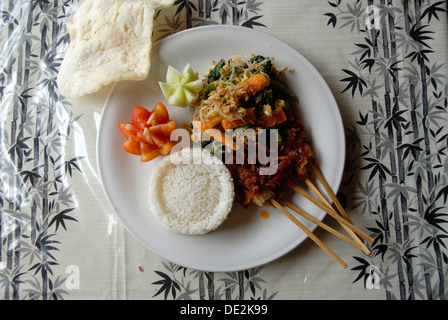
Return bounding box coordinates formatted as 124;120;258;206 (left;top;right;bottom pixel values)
118;122;139;139
159;140;176;156
122;137;142;155
140;142;161;162
149;120;176;138
147;103;169;126
135;129;145;143
119;102;177;162
141;128;156;146
151;132;169;148
132;106;151;129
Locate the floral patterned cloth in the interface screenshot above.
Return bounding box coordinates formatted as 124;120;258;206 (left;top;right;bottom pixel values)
0;0;447;300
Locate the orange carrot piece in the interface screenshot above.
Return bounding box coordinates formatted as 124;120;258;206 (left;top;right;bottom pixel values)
221;108;256;129
246;73;270;93
204;115;223;129
264;108;287;127
221;118;238;130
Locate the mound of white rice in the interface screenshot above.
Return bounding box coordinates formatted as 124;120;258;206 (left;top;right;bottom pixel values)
148;147;234;235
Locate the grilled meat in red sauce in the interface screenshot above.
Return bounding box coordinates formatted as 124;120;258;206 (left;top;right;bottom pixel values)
226;120;312;206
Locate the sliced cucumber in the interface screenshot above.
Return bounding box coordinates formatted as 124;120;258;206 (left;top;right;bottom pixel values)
159;82;177;98
181;64;198;83
165;65;182;84
159;64;203;107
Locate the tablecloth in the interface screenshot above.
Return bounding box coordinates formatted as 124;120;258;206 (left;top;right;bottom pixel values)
0;0;447;300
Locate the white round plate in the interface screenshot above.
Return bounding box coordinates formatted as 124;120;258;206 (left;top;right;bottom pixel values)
97;25;345;272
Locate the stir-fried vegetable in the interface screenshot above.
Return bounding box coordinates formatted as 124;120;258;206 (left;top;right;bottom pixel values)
192;54;297;136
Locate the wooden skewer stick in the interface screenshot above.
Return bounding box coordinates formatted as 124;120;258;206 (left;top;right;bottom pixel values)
282;201;368;253
303;179;373;256
271;199;348;269
299;181;374;245
309;159;353;223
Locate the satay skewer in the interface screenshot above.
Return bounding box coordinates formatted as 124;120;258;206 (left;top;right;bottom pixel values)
271;199;348;269
303;178;372;256
309;159;353;224
281;201;369;254
291;184;374;245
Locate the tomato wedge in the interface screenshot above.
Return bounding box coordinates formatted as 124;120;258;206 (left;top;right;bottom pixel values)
150;132;169;148
142;128;156;146
118;104;177;162
140;142;161;162
118;122;139;139
159;140;176;156
132;106;151;129
149;120;176;138
122;137;142;155
147;103;169;126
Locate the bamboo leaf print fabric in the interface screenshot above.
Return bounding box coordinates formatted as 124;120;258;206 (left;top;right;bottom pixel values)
324;0;448;300
0;0;447;300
